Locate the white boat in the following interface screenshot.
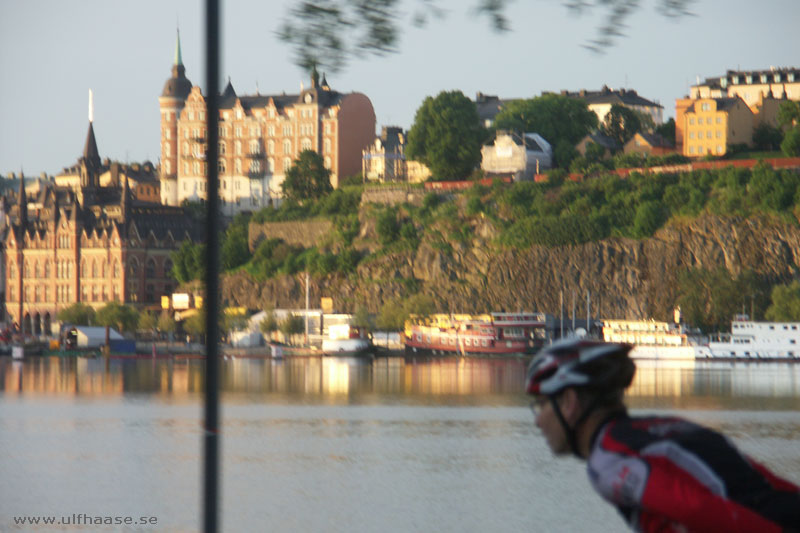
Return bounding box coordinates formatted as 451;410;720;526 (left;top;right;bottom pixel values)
603;312;706;361
321;325;373;357
694;315;800;360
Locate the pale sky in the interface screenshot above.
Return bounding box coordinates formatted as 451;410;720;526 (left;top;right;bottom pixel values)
2;0;799;176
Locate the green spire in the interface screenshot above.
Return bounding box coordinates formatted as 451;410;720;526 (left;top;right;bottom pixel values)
174;28;183;66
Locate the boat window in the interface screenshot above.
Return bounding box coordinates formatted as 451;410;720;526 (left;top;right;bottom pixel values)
465;338;471;346
450;338;455;345
745;352;750;356
481;339;488;347
791;340;796;344
793;326;797;330
770;326;775;330
784;326;788;330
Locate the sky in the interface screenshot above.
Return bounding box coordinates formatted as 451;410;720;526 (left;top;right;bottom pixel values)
2;0;799;177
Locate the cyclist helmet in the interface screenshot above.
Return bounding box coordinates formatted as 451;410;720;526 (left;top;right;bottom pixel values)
526;338;635;397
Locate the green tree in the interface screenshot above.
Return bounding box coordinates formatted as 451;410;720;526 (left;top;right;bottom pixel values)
632;200;666;238
765;281;800;321
376;207;400;245
157;312;178;336
281;150;333;202
184;308;207;340
777;100;800;128
278;1;693;72
352;305;374;330
171;240;206;283
494;94;598;151
280;314;305;345
138;312;158;333
781;127;800;157
259;311;279;340
406;90;484;179
601;104;647;148
655;118;676;146
752;123;783;151
221;214;252;270
95;302;140;334
57;303;96;326
676;268;767;332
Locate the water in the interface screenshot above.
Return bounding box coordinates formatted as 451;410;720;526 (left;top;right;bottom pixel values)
1;356;799;532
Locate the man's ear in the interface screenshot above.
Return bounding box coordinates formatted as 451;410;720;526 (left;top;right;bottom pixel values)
559;388;582;423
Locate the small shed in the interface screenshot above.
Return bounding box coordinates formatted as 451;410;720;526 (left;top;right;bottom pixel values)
67;326;124;348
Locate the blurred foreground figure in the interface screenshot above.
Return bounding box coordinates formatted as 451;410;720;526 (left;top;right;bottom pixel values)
526;338;800;532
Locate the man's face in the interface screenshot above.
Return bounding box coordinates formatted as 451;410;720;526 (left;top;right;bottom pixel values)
533;393;570;455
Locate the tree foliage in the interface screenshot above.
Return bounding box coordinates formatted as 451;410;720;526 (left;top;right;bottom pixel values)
600;104;650;148
95;302;140;334
57;303;96;326
280;314;306;344
171;240;206;283
157;312;178;334
277;1;693;72
222;213;252;270
752;123;783;151
493;94;598;151
765;281;800;321
406;90;484;180
282;150;333;202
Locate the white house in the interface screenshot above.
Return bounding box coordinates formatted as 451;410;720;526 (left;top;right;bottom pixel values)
481;131;553;180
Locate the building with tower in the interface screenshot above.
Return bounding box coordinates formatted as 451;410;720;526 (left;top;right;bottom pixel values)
159;32;376;214
2;100;197;335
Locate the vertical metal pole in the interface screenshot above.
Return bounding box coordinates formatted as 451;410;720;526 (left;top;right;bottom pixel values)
203;0;221;531
586;290;591;338
559;289;563;339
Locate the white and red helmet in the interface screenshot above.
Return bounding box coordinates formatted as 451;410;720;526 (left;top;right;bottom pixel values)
526;338;635;396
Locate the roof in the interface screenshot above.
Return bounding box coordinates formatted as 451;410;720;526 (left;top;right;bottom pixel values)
696;66;800;89
631;132;673;148
581;132;619;150
686;97;747;113
563;86;663;109
474;92;517;124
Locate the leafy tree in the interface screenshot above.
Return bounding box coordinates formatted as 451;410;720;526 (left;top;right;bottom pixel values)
95;302;140;334
376;293;436;331
352;305;374;330
676;268;767;332
376;207;400;244
632;200;666;238
259;311;279;339
781;127;800;157
655;118;676;146
171;240;206;283
221;214;252;270
138;312;158;332
493;94;597;149
765;281;800;321
157;312;177;336
280;314;305;345
57;303;96;326
752;123;783;151
601;104;647;148
778;100;800;128
277;1;693;72
281;150;333;202
184;308;206;340
406;90;484;179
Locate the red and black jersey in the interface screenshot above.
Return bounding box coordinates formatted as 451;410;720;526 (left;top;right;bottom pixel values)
587;414;800;532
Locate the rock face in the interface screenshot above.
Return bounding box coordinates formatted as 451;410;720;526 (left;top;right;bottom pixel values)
222;215;800;319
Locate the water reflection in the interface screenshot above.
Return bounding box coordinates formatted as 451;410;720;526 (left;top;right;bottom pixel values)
1;356;799;409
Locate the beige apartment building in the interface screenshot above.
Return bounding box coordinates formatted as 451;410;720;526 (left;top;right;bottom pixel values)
677;97;753;157
690;67;800;112
159;33;375;214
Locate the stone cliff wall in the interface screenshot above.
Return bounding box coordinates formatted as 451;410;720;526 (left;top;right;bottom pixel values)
225;215;800;319
248;219;332;251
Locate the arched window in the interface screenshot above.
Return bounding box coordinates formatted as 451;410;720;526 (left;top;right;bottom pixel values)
128;257;139;276
283;158;292;171
34;261;40;278
324;138;331;153
235;141;242;155
44;261;50;278
235;159;242;174
268;158;275;173
268;140;275;155
219;141;226;155
146;258;156;278
164;259;174;278
114;259;120;278
218;159;226;174
101;260;107;278
283;140;291;154
24;261;30;278
301;138;312;151
81;259;87;277
92;260;98;278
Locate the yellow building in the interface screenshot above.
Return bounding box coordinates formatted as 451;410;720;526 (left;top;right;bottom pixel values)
690;67;800;112
678;97;753;157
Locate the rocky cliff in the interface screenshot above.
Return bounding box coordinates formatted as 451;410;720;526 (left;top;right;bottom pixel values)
222;214;800;320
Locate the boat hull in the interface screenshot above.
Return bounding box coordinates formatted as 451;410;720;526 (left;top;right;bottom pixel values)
322;338;373;357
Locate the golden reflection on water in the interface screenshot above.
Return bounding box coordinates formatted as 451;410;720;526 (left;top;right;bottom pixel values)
1;356;799;409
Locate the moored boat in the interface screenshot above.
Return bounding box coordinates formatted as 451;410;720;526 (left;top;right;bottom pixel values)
695;315;800;360
322;324;373;357
403;312;546;356
602;313;706;361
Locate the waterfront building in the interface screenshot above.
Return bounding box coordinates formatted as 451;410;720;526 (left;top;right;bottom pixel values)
159;32;376;214
2;116;196;335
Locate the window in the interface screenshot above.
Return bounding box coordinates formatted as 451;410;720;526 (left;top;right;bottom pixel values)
146;258;156;278
324;139;331;153
283;157;292;170
218;159;226;174
251;160;262;173
701;103;710;111
236;109;243;120
324;123;331;134
235;159;242;174
283;140;291;153
235;141;242;155
324;156;331;169
235;127;242;138
283;125;292;136
268;158;275;173
761;74;768;83
689;132;695;139
697;132;702;139
92;260;98;278
689;146;695;154
717;145;723;154
301;138;312;151
689;118;695;125
219;142;226;155
716;131;722;138
44;261;50;278
716;117;722;124
250;140;260;154
268;125;275;136
129;258;139;276
164;259;173;276
268;140;275;155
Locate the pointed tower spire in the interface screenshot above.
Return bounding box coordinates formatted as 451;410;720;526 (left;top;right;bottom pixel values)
175;28;184;67
18;170;28;227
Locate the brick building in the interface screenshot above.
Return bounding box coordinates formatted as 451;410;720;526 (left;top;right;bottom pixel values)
159;32;376;214
3;119;196;335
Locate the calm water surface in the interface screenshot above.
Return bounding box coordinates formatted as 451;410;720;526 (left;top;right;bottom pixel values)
1;356;799;532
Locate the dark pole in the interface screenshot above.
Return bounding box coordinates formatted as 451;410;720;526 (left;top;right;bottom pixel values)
203;0;221;531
